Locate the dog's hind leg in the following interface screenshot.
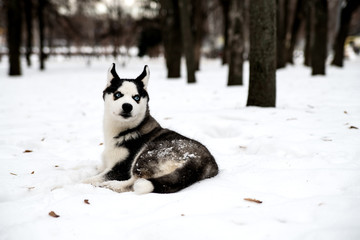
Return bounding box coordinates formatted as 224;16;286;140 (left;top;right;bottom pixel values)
136;160;213;194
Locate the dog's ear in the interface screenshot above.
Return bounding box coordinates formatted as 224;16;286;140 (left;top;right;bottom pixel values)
107;63;120;86
136;65;150;89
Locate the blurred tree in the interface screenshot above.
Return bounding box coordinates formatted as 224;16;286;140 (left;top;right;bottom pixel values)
304;0;313;66
276;0;289;69
107;2;124;59
247;0;276;107
137;19;162;58
160;0;182;78
159;0;208;77
6;0;22;76
332;0;360;67
311;0;328;75
219;0;230;65
178;0;196;83
24;0;34;67
192;0;209;71
287;0;305;64
38;0;46;70
227;0;245;86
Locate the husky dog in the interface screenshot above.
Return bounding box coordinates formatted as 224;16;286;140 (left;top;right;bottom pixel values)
84;64;218;194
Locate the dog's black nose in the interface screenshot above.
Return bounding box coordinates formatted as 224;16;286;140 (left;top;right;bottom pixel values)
122;103;133;113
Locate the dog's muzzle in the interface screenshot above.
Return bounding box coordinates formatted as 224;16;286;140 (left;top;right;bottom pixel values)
120;103;133;118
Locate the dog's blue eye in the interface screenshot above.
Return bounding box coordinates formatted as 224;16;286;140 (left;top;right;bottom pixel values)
133;95;140;102
114;92;123;99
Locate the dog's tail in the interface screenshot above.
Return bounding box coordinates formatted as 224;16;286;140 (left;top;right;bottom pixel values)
133;159;218;194
133;178;154;194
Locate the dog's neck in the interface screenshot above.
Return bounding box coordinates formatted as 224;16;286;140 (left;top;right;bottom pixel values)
103;113;160;147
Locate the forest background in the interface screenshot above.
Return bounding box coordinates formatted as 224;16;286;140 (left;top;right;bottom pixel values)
1;0;360;107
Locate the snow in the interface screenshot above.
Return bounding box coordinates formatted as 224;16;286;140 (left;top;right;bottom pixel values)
1;56;360;240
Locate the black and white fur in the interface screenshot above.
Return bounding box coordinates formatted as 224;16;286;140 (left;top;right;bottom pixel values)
84;64;218;194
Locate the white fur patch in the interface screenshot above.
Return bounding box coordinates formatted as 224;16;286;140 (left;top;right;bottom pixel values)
114;131;140;146
102;146;129;170
99;178;136;193
133;179;154;194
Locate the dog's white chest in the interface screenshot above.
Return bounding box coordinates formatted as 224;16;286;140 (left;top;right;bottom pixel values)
102;145;129;170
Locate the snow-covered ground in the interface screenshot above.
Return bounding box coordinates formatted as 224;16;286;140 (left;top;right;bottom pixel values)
0;56;359;240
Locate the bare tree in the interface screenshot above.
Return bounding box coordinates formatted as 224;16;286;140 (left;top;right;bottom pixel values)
38;0;46;70
276;0;289;69
227;0;245;86
304;0;313;66
287;0;305;64
6;0;22;76
247;0;276;107
311;0;328;75
178;0;196;83
332;0;360;67
192;0;207;71
160;0;182;78
107;2;124;59
24;0;34;67
219;0;230;65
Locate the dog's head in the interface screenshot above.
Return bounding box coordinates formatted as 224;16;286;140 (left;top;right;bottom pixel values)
103;64;150;125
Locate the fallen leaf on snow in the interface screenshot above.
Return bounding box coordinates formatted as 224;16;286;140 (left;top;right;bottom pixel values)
349;126;358;129
23;150;33;153
48;211;60;218
31;171;35;174
84;199;90;205
10;172;17;176
244;198;263;204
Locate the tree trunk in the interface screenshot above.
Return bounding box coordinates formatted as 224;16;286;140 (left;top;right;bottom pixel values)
304;0;313;67
178;0;196;83
287;0;304;64
220;0;230;65
331;0;360;67
227;0;245;86
247;0;276;107
192;0;206;71
160;0;182;78
6;0;23;76
311;0;328;75
24;0;33;67
276;0;288;69
38;0;46;70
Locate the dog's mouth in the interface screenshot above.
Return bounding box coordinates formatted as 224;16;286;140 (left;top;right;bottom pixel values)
119;112;132;119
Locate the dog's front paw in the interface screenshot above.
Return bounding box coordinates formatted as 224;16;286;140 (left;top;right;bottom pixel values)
98;180;133;193
82;175;104;186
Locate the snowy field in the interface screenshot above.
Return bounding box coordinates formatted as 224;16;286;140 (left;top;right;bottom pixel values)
0;56;359;240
